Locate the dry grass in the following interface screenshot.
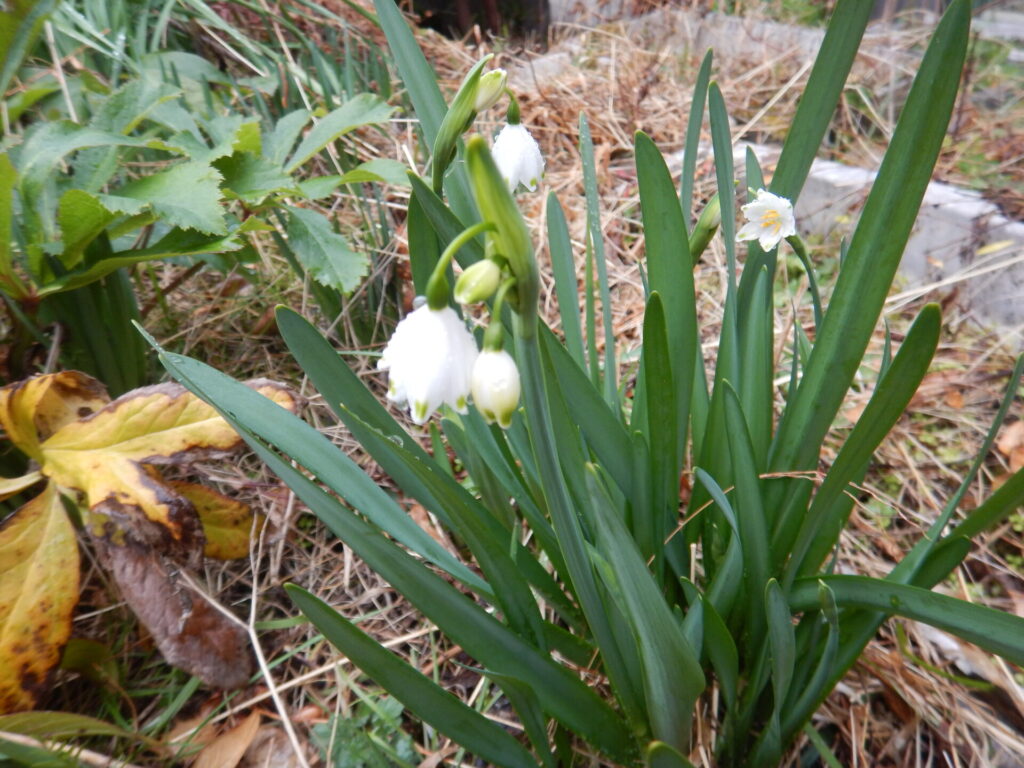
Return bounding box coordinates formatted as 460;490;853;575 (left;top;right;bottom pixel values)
39;2;1024;766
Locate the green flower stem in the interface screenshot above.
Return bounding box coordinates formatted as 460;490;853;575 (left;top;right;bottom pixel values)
425;220;496;309
483;277;517;351
784;233;822;329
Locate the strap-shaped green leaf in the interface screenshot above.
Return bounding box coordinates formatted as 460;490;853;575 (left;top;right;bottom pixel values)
680;50;713;225
155;343;635;760
788;576;1024;667
770;0;970;476
287;585;538;768
770;0;874;201
546;192;586;369
780;303;941;579
585;466;704;751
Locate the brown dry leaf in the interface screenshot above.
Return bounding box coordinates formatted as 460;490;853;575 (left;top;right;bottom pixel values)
996;420;1024;473
92;535;253;689
164;707;219;758
0;482;79;713
169;481;261;560
192;711;261;768
0;372;109;461
239;725;305;768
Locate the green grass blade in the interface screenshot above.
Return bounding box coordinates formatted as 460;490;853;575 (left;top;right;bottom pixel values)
579;113;617;406
770;0;970;475
546;192;586;368
287;585;538;768
789;576;1024;666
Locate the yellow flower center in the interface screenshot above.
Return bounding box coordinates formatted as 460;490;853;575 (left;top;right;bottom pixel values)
760;209;782;234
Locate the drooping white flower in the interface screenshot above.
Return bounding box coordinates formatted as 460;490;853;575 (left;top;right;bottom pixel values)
491;123;545;192
737;189;796;251
378;304;479;425
471;349;521;428
474;68;507;112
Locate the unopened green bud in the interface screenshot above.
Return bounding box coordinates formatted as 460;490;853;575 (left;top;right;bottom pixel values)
475;69;507;112
689;192;721;266
454;259;502;304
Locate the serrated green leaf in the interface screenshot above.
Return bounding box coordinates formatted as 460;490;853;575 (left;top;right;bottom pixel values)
214;152;296;203
110;161;226;235
285;206;367;293
56;190;115;270
284;94;394;173
0;0;60;97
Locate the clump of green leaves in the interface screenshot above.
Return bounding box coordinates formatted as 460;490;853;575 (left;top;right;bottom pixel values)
142;0;1024;767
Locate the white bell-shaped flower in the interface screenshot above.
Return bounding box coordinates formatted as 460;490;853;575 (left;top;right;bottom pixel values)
492;123;544;192
378;304;479;425
737;189;796;251
471;349;521;428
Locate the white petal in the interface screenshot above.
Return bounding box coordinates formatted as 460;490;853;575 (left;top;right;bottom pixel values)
471;349;521;428
492;123;544;192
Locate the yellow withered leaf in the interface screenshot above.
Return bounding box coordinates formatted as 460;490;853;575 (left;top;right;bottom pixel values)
0;472;43;502
0;372;110;462
169;480;261;560
0;482;80;713
39;381;295;547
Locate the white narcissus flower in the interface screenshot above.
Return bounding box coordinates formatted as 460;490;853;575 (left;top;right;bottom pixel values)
737;189;797;251
378;305;479;425
471;349;521;429
491;123;545;192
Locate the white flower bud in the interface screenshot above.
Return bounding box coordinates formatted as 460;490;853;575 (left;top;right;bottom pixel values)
491;123;545;192
474;69;507;112
737;189;796;251
471;348;521;429
378;305;479;425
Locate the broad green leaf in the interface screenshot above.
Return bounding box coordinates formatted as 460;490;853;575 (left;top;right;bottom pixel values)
56;190;116;270
285;206;368;294
789;575;1024;667
14;122;147;185
0;153;26;298
646;741;697;768
339;158;410;187
107;161;227;235
89;79;182;135
168;480;258;560
214;152;296;203
0;483;79;713
284;94;394;173
38;223;256;296
287;585;538;768
770;0;970;476
407;173;483;267
265;110;310;167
